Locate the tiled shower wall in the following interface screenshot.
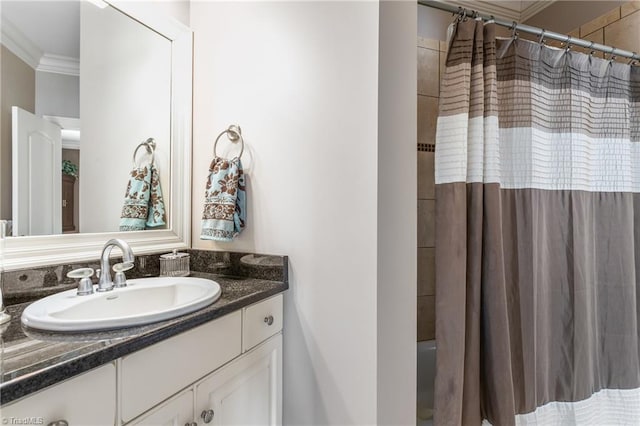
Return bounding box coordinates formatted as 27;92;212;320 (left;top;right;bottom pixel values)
417;37;446;342
503;2;640;58
565;2;640;59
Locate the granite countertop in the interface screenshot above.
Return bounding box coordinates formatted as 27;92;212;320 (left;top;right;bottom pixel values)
0;258;288;405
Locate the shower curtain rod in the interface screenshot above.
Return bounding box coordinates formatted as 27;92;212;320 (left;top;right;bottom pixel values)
418;0;640;62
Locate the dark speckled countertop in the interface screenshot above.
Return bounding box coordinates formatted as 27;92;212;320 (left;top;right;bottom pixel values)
0;251;288;405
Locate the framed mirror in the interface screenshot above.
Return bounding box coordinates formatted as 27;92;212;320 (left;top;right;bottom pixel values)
0;0;192;270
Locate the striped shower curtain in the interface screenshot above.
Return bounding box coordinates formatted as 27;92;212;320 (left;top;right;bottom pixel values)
434;19;640;425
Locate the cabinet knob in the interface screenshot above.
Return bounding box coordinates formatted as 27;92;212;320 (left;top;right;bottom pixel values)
48;421;69;426
201;409;215;423
264;315;274;326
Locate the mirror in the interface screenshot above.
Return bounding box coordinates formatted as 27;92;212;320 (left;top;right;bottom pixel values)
1;0;173;236
0;1;192;270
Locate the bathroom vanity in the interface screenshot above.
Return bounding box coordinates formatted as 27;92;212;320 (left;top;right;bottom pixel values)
0;264;287;426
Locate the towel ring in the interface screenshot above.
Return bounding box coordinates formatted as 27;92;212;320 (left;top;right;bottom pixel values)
213;125;244;159
133;138;156;167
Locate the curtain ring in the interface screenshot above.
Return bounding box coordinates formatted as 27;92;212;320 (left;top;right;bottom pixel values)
454;6;463;20
510;21;518;40
608;46;616;62
629;54;637;65
538;30;546;46
565;36;572;52
588;41;595;57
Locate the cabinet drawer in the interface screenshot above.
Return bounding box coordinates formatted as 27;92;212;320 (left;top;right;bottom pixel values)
1;363;116;426
128;388;193;425
243;294;283;352
121;311;242;423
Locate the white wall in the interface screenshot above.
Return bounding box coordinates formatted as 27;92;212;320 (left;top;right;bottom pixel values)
79;1;171;233
0;45;35;221
191;1;416;424
377;2;417;424
35;71;79;118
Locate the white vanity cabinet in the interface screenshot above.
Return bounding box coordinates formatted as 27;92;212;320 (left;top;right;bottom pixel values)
1;363;117;426
1;294;284;426
120;311;243;423
125;294;283;426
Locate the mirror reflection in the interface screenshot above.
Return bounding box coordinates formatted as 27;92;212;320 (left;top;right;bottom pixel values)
0;0;172;237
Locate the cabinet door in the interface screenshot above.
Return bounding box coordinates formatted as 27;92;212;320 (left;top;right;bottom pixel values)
128;389;194;426
195;334;282;426
1;363;116;426
62;174;75;232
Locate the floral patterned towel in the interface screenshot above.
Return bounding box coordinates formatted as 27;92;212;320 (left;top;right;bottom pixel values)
119;164;166;231
201;157;246;241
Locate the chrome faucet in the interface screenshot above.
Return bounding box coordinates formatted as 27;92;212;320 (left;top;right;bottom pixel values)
97;239;134;292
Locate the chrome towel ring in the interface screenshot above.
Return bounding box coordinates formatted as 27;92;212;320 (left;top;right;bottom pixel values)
213;125;244;159
133;138;156;167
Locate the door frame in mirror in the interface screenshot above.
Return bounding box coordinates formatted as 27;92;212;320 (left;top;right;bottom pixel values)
2;1;192;271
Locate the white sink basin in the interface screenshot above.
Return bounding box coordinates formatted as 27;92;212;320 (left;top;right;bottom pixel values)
21;277;221;332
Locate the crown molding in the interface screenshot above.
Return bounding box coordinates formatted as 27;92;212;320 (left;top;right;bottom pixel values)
43;116;81;150
0;16;42;69
37;53;80;76
441;0;557;23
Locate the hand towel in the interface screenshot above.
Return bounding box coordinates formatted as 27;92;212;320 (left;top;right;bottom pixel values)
201;157;246;241
119;164;166;231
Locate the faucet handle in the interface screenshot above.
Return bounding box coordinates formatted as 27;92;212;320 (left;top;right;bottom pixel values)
113;262;134;288
67;268;95;296
113;261;134;273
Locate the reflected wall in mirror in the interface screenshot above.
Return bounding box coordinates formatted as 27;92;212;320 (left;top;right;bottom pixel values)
0;0;193;271
0;0;171;237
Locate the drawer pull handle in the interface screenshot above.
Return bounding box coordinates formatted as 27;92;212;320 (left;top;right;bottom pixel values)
264;315;274;326
48;421;69;426
201;409;215;423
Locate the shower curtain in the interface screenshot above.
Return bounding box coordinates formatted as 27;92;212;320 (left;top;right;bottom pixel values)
434;19;640;425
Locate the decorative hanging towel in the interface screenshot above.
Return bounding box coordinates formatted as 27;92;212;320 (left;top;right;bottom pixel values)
201;157;246;241
119;164;166;231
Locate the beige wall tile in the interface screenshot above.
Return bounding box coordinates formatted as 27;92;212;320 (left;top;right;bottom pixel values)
545;39;563;49
417;296;435;341
605;9;640;55
494;25;511;39
418;47;440;97
568;28;580;38
439;40;448;52
621;2;640;17
418;199;435;248
418;37;439;50
574;29;605;58
580;7;621;37
518;32;538;43
418;151;435;200
417;248;435;297
417;95;438;145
